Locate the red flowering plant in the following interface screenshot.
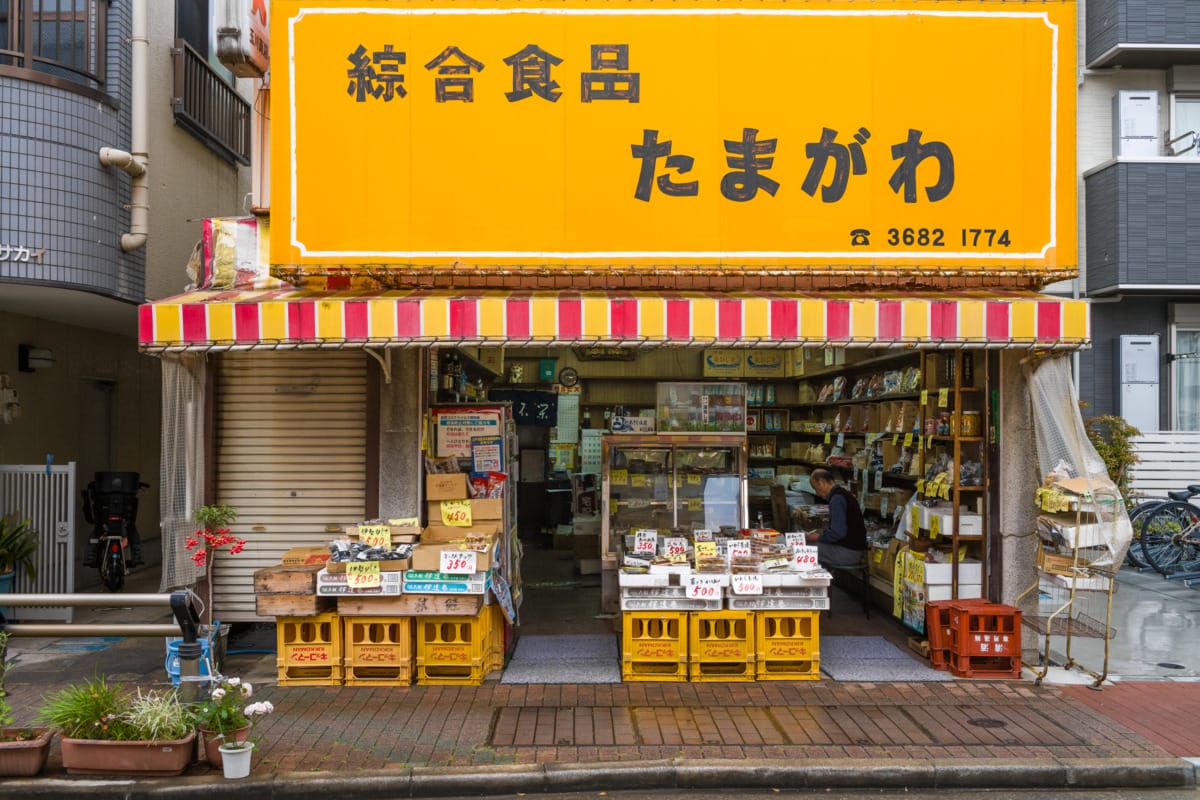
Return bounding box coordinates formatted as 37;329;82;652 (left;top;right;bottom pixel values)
187;504;243;568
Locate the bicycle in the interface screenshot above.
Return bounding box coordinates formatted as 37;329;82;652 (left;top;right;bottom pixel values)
1125;498;1166;570
1138;484;1200;579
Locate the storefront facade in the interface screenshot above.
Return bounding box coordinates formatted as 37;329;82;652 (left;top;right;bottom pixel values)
138;1;1116;682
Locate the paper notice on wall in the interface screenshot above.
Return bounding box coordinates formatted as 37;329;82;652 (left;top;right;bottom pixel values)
555;393;580;443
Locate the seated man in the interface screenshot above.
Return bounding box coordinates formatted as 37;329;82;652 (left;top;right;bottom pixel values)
804;468;867;569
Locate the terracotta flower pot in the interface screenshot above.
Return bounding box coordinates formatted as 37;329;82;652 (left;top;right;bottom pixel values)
0;727;53;777
60;730;196;776
200;725;250;768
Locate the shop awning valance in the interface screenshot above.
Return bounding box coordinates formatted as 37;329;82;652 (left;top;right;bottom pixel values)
138;289;1089;353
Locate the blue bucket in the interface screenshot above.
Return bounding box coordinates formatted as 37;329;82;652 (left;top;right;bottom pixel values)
165;638;212;687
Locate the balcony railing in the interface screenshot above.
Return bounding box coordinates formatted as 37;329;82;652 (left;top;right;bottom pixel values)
171;39;251;166
1087;0;1200;69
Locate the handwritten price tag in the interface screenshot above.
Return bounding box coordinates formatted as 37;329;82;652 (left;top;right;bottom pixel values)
792;545;819;571
663;537;688;557
930;514;942;538
685;574;723;599
910;504;922;533
920;389;929;405
387;517;419;528
346;561;381;589
938;388;950;407
824;433;832;444
359;525;391;549
694;541;718;564
903;432;914;446
440;499;472;527
728;541;752;561
687;473;702;485
785;532;805;549
892;434;899;445
611;469;628;486
693;529;714;542
916;479;926;493
439;549;477;574
687;497;703;512
631;474;647;488
733;574;764;595
634;530;658;554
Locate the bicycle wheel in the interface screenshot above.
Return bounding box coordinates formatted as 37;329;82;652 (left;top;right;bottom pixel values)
1139;501;1200;575
1125;500;1162;569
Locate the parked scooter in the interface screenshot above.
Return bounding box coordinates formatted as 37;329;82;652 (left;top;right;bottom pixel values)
81;471;148;591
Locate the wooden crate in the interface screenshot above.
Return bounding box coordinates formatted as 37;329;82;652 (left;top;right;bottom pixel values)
336;594;485;617
257;593;335;617
254;565;321;594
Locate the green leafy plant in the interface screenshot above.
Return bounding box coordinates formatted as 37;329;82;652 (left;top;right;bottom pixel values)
0;631;13;729
188;676;272;750
187;504;243;568
35;675;190;741
1083;413;1141;506
0;513;38;580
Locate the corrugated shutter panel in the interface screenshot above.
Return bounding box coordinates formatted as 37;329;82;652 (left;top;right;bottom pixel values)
214;352;367;620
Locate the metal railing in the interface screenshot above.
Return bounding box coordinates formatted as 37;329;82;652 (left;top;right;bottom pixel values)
171;39;252;166
1;590;209;700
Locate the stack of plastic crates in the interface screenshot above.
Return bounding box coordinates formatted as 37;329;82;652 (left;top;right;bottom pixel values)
926;599;1022;678
688;610;755;681
621;611;688;681
342;616;414;686
416;608;492;685
276;611;343;686
755;609;820;680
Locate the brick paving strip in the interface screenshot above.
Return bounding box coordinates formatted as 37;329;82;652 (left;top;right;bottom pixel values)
228;681;1171;773
1060;680;1200;758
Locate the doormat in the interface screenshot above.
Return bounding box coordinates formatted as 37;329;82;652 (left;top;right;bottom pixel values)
500;635;622;684
820;635;953;682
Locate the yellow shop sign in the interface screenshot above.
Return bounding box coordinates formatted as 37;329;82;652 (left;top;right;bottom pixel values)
272;0;1076;275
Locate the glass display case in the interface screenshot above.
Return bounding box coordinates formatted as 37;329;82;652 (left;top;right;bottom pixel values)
600;434;748;559
656;382;748;433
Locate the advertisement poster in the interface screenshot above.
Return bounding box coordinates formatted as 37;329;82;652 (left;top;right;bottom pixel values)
471;434;503;473
435;409;502;457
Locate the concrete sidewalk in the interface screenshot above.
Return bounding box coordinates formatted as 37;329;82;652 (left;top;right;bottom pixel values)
1;563;1197;796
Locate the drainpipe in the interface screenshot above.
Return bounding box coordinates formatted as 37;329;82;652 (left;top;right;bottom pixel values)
98;0;148;253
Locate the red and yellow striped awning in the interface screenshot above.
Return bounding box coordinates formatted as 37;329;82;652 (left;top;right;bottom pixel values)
138;289;1089;352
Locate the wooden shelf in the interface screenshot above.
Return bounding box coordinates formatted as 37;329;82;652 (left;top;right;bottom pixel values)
795;392;921;408
797;350;920;380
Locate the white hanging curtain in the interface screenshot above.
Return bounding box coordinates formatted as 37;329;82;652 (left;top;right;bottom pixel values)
1024;355;1133;567
159;353;207;592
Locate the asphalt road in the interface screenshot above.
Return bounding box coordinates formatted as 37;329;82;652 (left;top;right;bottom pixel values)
430;790;1200;800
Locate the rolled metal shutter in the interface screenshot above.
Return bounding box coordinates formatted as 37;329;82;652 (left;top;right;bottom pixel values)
213;352;367;620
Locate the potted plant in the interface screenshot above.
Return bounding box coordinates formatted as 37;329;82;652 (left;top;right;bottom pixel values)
187;504;244;625
0;631;54;776
36;675;195;776
189;676;273;779
0;513;37;592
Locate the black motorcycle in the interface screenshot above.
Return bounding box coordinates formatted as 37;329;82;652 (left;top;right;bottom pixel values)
81;471;148;591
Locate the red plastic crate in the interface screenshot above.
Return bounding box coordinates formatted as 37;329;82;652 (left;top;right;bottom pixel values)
946;651;1021;679
947;603;1021;659
925;599;993;670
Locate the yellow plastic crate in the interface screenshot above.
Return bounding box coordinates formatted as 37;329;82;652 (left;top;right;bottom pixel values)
416;610;490;685
621;611;688;682
688;610;755;682
276;611;343;686
755;610;821;681
343;616;413;686
488;603;507;672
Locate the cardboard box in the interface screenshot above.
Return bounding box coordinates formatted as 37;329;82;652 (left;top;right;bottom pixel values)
324;557;410;574
280;546;331;567
411;541;495;573
785;347;808;377
345;524;421;544
923;558;982;585
477;347;504;375
743;349;785;378
422;523;499;543
1038;548;1078;576
868;539;905;582
702;349;744;378
426;472;469;500
427;498;503;522
928;583;982;602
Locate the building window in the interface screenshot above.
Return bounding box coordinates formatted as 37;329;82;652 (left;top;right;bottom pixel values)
0;0;107;93
171;0;250;166
1173;327;1200;431
1169;95;1200;155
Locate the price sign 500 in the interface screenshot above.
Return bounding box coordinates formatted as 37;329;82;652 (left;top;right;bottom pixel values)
685;574;723;600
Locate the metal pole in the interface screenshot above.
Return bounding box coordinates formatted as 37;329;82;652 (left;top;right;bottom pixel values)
0;593;183;607
4;624;181;637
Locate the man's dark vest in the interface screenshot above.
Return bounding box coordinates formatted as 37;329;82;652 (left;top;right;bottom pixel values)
830;485;867;551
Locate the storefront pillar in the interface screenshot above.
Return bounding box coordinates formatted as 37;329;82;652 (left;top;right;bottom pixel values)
378;348;424;520
998;350;1040;606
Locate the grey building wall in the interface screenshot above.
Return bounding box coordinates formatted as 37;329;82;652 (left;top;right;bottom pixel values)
1076;296;1169;423
1087;0;1200;65
0;3;144;303
1085;161;1200;293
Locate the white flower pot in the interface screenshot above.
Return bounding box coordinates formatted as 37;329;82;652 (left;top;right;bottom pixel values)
218;742;253;779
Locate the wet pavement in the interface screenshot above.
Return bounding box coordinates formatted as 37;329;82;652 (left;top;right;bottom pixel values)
1;554;1198;795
